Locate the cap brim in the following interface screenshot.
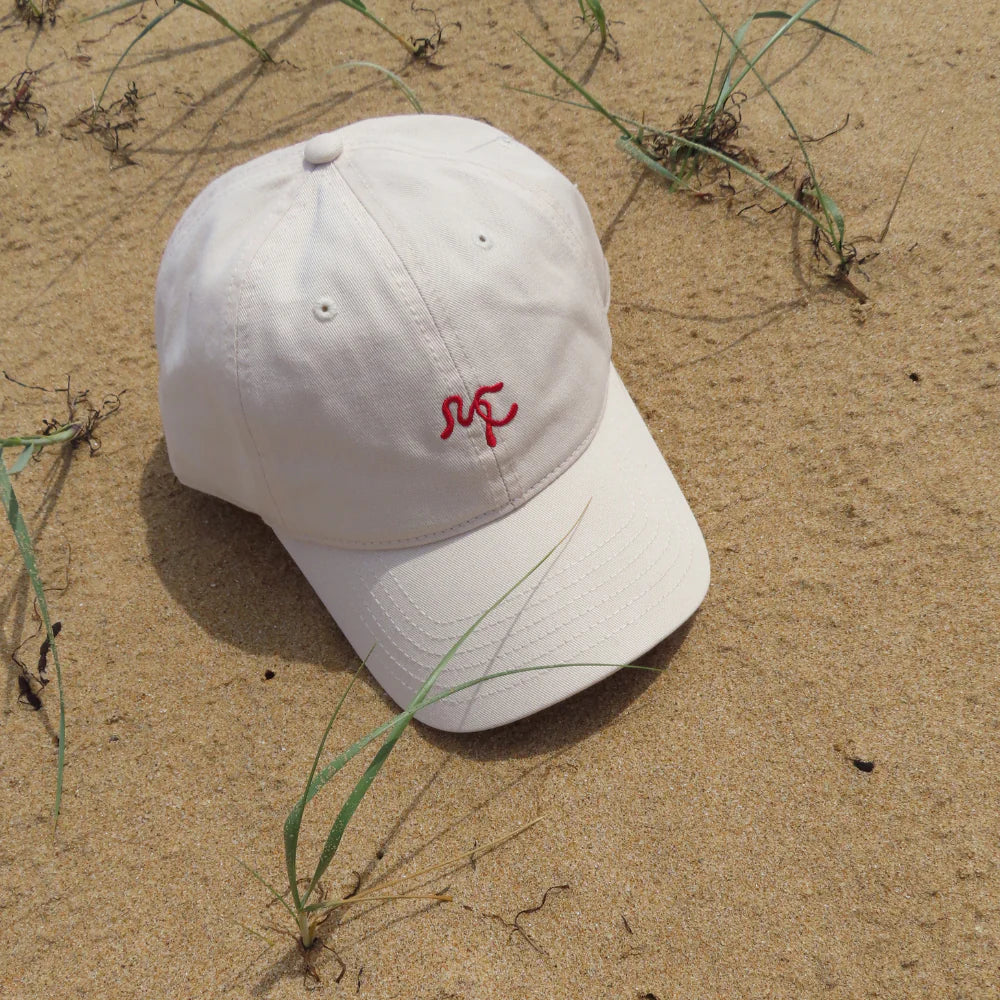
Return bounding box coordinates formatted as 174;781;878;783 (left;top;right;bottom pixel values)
276;367;710;732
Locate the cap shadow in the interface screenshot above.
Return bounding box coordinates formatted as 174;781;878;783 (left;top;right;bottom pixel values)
141;438;350;667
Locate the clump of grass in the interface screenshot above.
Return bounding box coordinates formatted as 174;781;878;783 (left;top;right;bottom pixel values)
64;82;143;168
521;0;871;281
1;373;122;824
244;511;643;980
0;69;47;135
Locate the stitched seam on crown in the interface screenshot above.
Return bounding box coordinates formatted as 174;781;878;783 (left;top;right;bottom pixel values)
329;164;451;411
342;132;601;499
230;170;313;531
345;138;593;280
342;158;513;504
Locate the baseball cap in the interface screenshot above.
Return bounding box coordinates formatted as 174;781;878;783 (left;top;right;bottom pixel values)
155;114;710;732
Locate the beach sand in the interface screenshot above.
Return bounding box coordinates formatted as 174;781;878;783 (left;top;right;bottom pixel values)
2;1;998;997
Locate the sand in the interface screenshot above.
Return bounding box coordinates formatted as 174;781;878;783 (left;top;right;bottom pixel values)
2;1;998;997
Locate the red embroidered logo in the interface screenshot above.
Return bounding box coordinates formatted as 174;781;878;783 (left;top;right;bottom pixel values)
440;382;518;448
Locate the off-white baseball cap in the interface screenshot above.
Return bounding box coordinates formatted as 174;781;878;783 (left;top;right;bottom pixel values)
156;114;709;732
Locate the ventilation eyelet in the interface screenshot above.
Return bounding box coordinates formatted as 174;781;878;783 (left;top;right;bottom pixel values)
313;298;337;321
475;232;494;250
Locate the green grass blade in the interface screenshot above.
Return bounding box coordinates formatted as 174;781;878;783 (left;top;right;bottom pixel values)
1;426;78;450
577;0;609;46
0;457;65;824
717;14;756;110
716;6;870;110
708;0;823;114
623;130;826;229
505;86;613;116
300;655;658;812
618;135;689;188
82;0;149;21
696;30;727;132
878;131;924;243
695;1;852;246
95;3;179;108
176;0;272;62
284;658;367;911
332;61;422;112
302;714;407;903
239;860;298;920
8;445;36;475
816;187;845;250
520;34;633;139
333;0;417;55
748;10;871;53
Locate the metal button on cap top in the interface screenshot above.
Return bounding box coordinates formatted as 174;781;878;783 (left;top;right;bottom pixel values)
304;133;344;165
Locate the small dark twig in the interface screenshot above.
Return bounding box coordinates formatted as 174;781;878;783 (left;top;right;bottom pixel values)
795;112;849;143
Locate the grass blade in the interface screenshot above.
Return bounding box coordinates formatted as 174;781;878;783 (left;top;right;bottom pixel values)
94;3;179;108
306;815;546;915
333;0;418;55
710;0;823;113
284;658;367;912
577;0;609;47
240;860;298;920
0;457;65;824
694;0;859;257
618;135;689;189
332;61;423;112
816;187;845;250
878;132;924;243
747;10;871;52
176;0;272;62
8;445;36;475
713;3;870;114
88;0;272;109
518;34;633;138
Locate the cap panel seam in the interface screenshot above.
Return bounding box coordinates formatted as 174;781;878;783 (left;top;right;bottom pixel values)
343;139;604;323
230;171;318;533
338;159;519;505
322;164;451;389
166;149;303;249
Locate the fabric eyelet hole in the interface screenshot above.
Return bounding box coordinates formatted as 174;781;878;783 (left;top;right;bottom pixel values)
476;232;494;250
313;298;337;321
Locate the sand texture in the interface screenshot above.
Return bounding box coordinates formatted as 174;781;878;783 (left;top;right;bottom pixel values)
2;1;999;997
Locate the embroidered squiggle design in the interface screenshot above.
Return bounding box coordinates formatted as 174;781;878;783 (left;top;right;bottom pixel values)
440;382;518;448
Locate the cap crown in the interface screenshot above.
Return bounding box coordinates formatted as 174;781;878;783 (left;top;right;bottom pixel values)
156;115;611;549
